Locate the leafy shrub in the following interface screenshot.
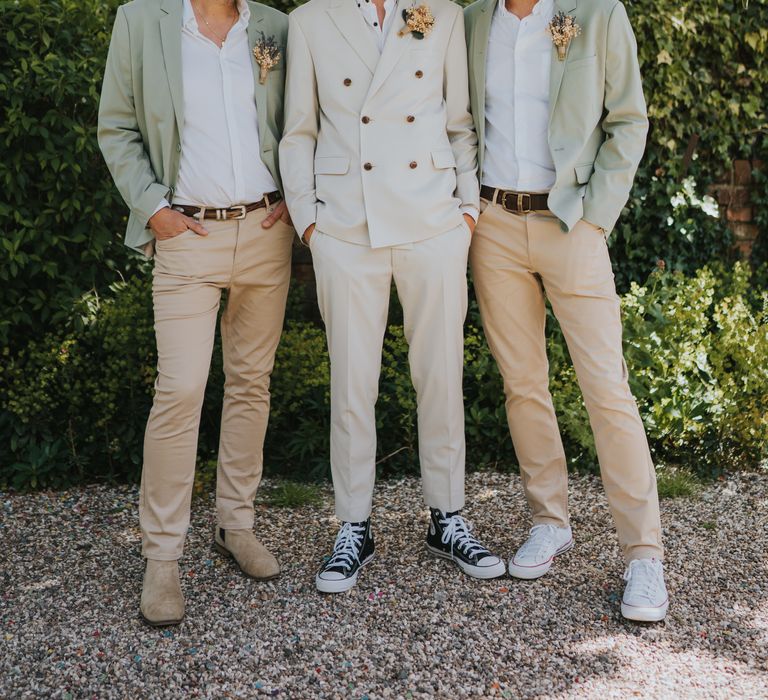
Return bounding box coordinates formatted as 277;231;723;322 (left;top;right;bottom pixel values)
0;0;136;351
1;265;766;490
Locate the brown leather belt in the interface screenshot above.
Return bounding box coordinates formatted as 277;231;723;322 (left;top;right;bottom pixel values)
480;185;549;213
172;191;282;220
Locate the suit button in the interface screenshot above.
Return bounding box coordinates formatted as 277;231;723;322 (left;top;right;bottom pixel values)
409;161;417;169
343;78;352;86
406;115;415;123
361;116;371;124
364;162;373;171
177;143;182;152
415;70;423;78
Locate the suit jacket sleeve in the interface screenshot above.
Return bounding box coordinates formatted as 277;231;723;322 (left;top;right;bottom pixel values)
443;9;480;213
278;14;319;240
97;7;169;228
582;2;648;233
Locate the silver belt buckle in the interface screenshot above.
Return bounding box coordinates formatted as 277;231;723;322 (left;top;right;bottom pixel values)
231;205;247;220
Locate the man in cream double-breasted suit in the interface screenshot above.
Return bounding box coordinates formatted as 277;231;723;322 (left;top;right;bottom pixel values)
465;0;669;621
280;0;505;592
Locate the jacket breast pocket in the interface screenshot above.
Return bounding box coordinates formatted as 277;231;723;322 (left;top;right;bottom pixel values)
314;157;350;175
431;149;456;170
565;55;597;71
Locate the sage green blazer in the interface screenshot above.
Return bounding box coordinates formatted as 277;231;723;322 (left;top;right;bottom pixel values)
464;0;648;233
98;0;288;254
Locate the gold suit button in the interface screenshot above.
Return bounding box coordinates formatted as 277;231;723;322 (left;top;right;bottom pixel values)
364;162;373;171
343;78;352;86
406;115;415;123
409;161;418;169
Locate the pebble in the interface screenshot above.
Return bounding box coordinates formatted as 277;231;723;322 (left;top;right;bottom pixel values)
1;474;767;698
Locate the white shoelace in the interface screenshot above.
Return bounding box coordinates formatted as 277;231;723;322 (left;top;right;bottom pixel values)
623;559;664;604
517;524;561;560
440;514;488;559
325;522;366;572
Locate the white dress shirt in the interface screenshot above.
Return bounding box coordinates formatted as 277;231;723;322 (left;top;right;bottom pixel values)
356;0;397;52
482;0;556;192
156;0;277;214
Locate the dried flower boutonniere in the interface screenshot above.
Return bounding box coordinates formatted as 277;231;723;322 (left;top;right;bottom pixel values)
547;11;581;61
252;32;281;84
398;4;435;40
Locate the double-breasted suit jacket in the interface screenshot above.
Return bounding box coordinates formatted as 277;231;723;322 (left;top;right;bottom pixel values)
280;0;479;247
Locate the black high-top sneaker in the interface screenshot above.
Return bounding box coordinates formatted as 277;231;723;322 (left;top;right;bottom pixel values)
426;508;506;579
316;519;375;593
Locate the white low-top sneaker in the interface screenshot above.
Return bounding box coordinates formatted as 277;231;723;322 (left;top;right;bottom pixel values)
508;524;574;579
621;558;669;622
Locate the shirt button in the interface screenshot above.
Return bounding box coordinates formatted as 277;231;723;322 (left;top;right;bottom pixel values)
409;161;418;169
361;116;371;124
344;78;352;86
364;162;373;171
415;70;423;78
406;115;415;123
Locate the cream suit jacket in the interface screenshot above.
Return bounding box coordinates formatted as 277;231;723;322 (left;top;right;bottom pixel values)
98;0;288;253
279;0;479;248
465;0;648;233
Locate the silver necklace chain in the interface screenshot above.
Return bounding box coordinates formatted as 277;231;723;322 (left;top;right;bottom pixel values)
194;1;238;45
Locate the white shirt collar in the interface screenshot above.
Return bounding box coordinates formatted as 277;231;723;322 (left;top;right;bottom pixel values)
496;0;554;20
183;0;250;31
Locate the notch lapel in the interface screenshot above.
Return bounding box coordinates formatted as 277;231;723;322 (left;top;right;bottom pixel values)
327;0;380;75
548;0;577;125
472;0;496;160
365;0;411;101
159;0;185;134
247;11;268;141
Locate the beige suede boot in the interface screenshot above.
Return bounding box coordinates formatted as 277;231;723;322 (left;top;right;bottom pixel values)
140;560;185;627
214;528;280;580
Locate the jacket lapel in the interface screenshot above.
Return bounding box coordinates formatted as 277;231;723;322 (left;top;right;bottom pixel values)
366;0;409;101
159;0;185;133
472;0;496;159
246;8;268;139
548;0;577;124
327;0;380;75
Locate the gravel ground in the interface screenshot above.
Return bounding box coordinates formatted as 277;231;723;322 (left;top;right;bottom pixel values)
1;471;767;699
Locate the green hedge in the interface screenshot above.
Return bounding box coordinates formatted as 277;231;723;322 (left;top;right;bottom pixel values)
1;0;767;487
2;265;766;489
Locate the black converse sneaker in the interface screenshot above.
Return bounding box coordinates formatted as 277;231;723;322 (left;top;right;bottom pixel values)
426;509;506;579
315;519;375;593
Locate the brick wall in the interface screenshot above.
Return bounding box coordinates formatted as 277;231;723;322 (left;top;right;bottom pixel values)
710;159;763;259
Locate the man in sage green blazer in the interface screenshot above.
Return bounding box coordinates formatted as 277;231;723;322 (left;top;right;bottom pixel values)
465;0;669;623
99;0;293;627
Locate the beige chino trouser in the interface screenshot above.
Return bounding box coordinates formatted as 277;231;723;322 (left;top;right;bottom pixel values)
470;200;663;562
310;224;471;522
140;208;294;560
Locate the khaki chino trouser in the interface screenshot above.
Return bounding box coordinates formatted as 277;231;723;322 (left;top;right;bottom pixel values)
310;224;471;522
140;208;294;560
470;200;663;562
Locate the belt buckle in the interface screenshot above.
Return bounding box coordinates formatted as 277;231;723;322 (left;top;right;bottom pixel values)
231;205;247;220
517;193;532;214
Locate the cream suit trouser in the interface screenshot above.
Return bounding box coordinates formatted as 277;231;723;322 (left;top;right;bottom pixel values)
141;208;294;560
470;201;663;562
310;224;471;522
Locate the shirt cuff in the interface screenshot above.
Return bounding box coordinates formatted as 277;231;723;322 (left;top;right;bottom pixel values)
460;206;479;223
151;198;171;219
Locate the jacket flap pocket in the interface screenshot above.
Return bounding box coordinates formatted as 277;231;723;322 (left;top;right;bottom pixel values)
575;164;594;184
431;149;457;169
314;156;350;175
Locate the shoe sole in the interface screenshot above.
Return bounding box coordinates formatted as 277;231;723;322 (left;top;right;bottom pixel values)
315;553;375;594
139;611;184;628
426;544;507;580
621;599;669;623
508;538;574;580
213;541;281;581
